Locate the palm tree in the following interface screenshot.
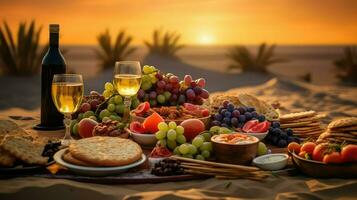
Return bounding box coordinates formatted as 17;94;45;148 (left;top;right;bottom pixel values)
334;46;357;85
144;29;184;58
227;43;286;73
96;29;136;69
0;20;47;76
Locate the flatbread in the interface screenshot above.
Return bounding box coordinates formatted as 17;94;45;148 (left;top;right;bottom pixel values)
327;117;357;129
69;136;142;167
0;120;28;137
279;111;316;121
62;151;95;167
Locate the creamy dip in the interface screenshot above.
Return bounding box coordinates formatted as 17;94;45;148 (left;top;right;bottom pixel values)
212;133;258;144
260;155;286;164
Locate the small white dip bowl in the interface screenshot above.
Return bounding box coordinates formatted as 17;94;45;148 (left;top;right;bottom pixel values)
253;153;288;171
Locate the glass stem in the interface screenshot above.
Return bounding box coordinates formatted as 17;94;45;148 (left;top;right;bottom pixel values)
123;96;132;122
62;114;73;146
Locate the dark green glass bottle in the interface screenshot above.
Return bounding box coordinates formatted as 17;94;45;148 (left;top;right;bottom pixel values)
34;24;66;130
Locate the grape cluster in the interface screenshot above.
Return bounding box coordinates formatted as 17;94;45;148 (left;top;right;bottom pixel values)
137;65;209;107
42;141;61;162
174;132;213;160
155;121;186;150
211;100;266;128
265;121;300;147
151;159;184;176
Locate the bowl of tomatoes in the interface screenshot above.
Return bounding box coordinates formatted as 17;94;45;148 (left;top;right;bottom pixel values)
288;141;357;178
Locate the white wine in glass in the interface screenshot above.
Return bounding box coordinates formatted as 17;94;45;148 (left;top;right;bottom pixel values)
114;61;142;121
52;74;83;146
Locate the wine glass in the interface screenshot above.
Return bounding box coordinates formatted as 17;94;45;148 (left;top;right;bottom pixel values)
52;74;84;146
114;61;142;121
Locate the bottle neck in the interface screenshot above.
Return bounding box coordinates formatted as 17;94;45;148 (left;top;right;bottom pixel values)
49;32;59;48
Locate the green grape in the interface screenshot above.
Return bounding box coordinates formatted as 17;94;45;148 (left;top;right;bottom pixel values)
192;136;204;148
89;116;97;121
176;126;184;135
219;127;232;134
107;103;116;112
99;109;111;119
142;74;151;82
167;140;177;150
163;91;171;100
131;99;140;109
200;142;213;152
149;74;158;84
103;90;113;99
70;120;78;133
157;94;166;104
201;150;210;158
179;144;190;155
83;111;95;118
149;65;156;72
158;139;167;147
195;154;205;160
108;97;115;104
114;95;123;104
167;129;177;141
104;82;114;91
143;65;152;74
168;121;177;129
201;132;212;142
109;115;120;121
173;147;181;155
209;126;220;134
176;134;186;144
72;123;79;136
115;104;125;114
183;154;193;159
141;81;152;91
77;113;84;121
188;144;197;155
158;122;169;132
102;116;111;122
257;142;268;156
155;130;167;140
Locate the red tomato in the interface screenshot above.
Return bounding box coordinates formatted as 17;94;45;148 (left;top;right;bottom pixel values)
249;121;270;133
288;142;301;154
242;120;259;132
323;152;343;164
301;142;316;155
341;145;357;163
312;143;329;162
134;102;150;115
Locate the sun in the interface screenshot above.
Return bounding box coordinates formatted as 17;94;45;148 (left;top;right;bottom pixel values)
198;34;215;45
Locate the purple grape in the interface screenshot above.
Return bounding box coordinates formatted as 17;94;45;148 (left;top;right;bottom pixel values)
244;112;252;120
271;137;279;145
149;91;157;100
272;121;280;128
286;128;293;136
223;117;231;125
220;109;227;115
280;132;288;139
238;122;244;128
170;94;178;101
218;106;224;114
143;93;149;101
222;100;229;108
257;115;265;122
251;111;258;118
190;81;197;88
177;94;186;105
186;89;196;100
214;114;223;121
232;110;240;117
238;115;246;123
193;86;202;95
137;89;145;99
287;137;294;144
165;83;173;91
172;88;179;94
157;80;165;89
247;107;255;112
238;107;246;114
221;123;229;128
155;73;163;80
211;120;221;126
200;89;209;99
227;103;235;112
231;117;238;127
224;111;231;118
195;96;203;105
277;140;287;147
156;88;164;94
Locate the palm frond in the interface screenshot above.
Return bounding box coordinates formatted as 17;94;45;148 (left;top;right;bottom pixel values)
96;29;136;69
144;29;184;58
227;43;286;73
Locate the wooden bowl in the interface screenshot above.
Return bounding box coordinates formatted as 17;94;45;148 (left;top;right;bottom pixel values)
291;152;357;178
130;111;211;127
211;134;259;165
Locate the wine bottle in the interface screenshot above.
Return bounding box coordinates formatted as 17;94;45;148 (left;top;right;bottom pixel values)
34;24;66;130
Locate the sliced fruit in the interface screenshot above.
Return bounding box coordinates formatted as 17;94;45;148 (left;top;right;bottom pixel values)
78;118;98;138
183;103;198;111
142;112;165;134
149;146;172;158
242;120;259;132
134;102;150;115
248;121;270;133
130;121;146;134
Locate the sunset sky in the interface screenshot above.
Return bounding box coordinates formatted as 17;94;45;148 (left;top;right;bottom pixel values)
1;0;356;45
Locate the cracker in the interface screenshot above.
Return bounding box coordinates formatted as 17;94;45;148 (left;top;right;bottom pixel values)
280;122;320;128
279;114;326;123
279;111;316;121
330;125;357;132
69;136;142;167
1;135;48;165
324;132;356;139
327;117;357;129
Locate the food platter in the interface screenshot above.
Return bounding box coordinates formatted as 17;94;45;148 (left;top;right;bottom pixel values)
54;149;147;176
0;161;54;174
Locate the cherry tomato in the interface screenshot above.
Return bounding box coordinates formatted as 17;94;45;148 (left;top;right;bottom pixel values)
301;142;316;155
288;142;301;154
312;143;329;162
323;152;343;164
341;144;357;163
